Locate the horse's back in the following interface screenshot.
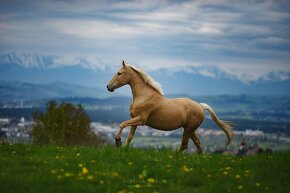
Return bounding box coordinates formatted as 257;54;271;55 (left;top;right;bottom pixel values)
171;97;205;122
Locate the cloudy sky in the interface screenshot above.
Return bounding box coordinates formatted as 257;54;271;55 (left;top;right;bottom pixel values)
0;0;290;82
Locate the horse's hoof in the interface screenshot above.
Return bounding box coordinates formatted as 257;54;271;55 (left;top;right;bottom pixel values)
115;138;122;147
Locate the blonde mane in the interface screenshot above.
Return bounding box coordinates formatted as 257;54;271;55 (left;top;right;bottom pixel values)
129;65;164;95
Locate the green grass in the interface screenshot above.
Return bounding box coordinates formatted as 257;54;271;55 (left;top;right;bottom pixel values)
0;144;289;193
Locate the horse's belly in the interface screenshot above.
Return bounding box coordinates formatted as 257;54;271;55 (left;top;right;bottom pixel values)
146;121;182;131
145;107;186;131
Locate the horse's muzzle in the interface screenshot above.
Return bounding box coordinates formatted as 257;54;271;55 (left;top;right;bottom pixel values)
107;85;114;92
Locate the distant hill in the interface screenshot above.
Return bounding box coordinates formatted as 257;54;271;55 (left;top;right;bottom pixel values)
0;81;108;101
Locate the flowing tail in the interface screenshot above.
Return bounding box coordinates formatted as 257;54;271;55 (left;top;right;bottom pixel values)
200;103;233;146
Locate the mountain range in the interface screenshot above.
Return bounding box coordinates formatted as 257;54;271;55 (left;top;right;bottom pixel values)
1;51;290;99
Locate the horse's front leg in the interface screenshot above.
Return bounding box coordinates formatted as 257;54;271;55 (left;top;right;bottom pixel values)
115;116;144;147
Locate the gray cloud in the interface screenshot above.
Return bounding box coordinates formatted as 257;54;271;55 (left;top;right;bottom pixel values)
0;0;289;82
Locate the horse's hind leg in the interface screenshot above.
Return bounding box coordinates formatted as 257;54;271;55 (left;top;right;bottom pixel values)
179;129;190;151
191;132;202;154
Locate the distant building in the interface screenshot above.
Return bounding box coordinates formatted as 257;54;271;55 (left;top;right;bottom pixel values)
0;118;10;125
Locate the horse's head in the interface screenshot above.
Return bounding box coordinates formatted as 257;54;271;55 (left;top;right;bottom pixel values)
107;60;131;92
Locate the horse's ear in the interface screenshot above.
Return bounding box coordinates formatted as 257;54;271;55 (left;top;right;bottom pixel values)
122;60;127;67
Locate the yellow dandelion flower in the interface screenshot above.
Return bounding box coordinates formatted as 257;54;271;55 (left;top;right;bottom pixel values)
117;190;127;193
182;165;191;172
65;173;72;177
99;180;104;184
112;172;119;177
235;174;241;179
256;182;260;187
148;178;155;183
128;162;133;165
225;167;231;170
87;175;94;180
76;153;80;156
134;184;141;188
78;163;83;167
82;167;89;174
182;167;189;172
138;174;144;179
55;156;59;159
223;171;228;175
238;185;243;190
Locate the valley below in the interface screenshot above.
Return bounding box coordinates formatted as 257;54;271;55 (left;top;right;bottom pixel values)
1;95;290;153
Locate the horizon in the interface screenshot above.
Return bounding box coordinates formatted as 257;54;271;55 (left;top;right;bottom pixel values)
2;79;290;98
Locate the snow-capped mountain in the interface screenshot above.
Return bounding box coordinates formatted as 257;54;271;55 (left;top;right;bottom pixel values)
0;52;55;68
0;51;288;80
0;51;105;69
1;51;290;97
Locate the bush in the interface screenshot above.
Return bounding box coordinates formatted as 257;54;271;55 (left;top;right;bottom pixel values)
32;100;105;146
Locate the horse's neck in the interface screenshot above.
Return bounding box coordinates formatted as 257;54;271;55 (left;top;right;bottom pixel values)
129;69;156;101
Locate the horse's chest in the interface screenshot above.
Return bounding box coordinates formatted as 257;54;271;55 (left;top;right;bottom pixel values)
130;104;136;117
130;104;143;117
130;107;138;117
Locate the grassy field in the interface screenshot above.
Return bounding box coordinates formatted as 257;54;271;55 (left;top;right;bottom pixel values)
0;144;289;193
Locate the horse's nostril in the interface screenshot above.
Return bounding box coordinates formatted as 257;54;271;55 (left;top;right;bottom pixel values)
107;85;112;92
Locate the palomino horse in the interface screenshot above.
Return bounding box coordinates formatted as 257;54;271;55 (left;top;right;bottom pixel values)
107;61;233;153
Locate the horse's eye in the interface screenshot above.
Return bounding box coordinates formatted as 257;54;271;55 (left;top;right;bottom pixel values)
118;72;122;76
